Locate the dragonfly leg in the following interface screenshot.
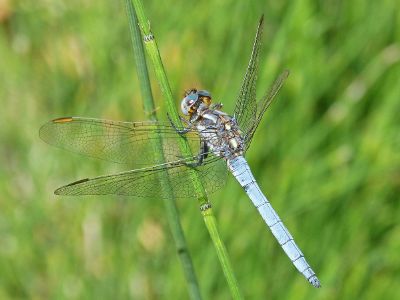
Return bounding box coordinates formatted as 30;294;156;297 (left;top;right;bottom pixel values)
184;141;209;167
167;113;192;134
210;102;223;110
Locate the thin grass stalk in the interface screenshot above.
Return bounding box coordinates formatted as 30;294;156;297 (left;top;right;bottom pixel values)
124;0;155;118
124;1;202;299
130;1;243;299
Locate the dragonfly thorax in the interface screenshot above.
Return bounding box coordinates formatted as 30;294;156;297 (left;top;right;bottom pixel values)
197;109;245;160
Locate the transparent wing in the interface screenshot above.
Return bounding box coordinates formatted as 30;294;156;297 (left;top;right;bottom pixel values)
232;16;289;152
243;70;289;151
55;156;227;199
39;117;202;168
233;15;264;136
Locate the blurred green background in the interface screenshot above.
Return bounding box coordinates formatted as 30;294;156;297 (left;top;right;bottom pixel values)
1;0;399;299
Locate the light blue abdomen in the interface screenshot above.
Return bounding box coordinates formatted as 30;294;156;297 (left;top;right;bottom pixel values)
227;156;321;288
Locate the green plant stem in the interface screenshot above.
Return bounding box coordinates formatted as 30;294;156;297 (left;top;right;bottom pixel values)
202;209;243;299
125;2;202;300
124;0;155;118
131;1;243;299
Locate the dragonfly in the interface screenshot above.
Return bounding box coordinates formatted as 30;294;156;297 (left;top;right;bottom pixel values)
40;16;320;288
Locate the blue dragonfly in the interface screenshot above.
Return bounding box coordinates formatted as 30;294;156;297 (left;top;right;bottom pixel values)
40;16;320;287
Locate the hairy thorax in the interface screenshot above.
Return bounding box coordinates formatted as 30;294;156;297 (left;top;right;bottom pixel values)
194;108;244;160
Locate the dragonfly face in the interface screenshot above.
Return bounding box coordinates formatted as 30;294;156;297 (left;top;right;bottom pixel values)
181;89;212;116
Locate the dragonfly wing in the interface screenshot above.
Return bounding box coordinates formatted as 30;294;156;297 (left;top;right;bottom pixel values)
243;70;289;150
233;15;264;135
39;117;201;168
232;17;289;152
55;155;227;199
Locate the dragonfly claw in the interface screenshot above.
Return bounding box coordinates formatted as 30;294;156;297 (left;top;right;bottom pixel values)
167;113;191;134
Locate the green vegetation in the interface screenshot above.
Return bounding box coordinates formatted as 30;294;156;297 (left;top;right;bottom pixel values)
1;1;399;299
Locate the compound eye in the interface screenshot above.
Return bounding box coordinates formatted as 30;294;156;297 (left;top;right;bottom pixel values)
181;91;200;115
186;93;198;102
197;90;211;98
181;97;196;115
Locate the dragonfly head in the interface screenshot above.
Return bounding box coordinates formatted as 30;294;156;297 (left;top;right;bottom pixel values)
181;89;212;116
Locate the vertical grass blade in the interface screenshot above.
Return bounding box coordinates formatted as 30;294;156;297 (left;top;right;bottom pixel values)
125;1;202;299
130;0;243;299
125;0;155;118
